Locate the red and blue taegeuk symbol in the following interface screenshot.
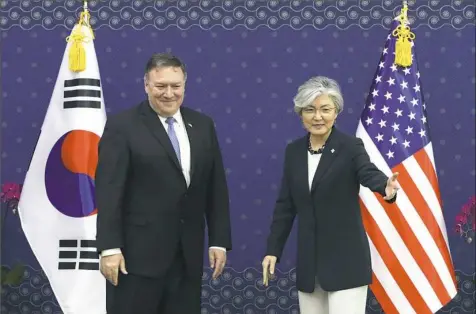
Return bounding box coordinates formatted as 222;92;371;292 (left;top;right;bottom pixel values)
45;130;100;218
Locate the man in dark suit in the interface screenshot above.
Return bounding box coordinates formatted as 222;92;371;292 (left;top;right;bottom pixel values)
95;53;232;314
262;76;398;314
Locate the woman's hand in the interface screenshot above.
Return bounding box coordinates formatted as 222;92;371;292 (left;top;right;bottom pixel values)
384;172;399;200
262;255;277;286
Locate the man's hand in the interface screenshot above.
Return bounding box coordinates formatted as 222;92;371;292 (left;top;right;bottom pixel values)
209;248;226;280
384;172;399;200
100;253;127;286
262;255;277;286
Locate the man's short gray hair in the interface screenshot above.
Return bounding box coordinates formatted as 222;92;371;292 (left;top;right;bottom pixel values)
144;53;187;81
293;76;344;114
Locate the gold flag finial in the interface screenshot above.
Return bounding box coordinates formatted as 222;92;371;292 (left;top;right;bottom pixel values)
392;0;415;67
66;0;95;72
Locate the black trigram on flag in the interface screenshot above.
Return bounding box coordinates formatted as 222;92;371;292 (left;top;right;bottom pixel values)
63;78;101;109
58;239;99;270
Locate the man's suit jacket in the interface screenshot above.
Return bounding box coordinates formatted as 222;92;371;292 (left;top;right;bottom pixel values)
266;127;395;293
95;100;232;279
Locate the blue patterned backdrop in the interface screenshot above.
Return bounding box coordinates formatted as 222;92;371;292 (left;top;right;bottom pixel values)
1;0;475;313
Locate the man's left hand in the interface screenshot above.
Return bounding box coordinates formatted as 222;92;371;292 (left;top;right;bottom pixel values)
384;172;399;200
209;248;226;280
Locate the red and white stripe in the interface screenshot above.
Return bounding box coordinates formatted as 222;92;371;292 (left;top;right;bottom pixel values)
356;122;457;314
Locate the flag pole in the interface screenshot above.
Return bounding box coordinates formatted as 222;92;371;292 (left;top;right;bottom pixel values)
66;0;94;72
392;0;415;67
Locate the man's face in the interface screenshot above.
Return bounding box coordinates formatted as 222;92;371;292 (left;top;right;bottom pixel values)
144;66;185;116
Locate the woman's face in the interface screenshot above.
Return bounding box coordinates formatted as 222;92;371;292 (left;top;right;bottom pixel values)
301;94;338;137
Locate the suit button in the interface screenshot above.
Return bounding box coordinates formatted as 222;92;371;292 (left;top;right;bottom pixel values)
180;219;185;224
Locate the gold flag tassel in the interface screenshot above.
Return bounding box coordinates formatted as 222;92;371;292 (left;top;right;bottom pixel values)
66;1;95;72
392;1;415;67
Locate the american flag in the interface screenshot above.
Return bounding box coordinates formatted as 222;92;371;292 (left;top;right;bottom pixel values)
356;20;457;313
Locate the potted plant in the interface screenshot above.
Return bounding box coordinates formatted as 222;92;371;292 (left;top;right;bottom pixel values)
454;196;476;244
1;183;25;291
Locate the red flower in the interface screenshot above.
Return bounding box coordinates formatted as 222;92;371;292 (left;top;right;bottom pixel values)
1;183;22;202
454;196;476;240
462;205;471;215
455;225;462;234
456;214;467;224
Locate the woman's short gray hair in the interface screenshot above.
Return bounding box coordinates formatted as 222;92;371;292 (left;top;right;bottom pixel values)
293;76;344;115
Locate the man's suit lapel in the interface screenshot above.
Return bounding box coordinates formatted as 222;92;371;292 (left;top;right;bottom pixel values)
139;101;182;171
311;129;341;193
181;108;197;181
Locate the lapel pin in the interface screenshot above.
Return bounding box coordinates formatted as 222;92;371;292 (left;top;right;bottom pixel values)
331;149;335;154
187;123;193;128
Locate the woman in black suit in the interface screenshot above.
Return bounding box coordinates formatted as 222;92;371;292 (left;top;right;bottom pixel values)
262;76;399;314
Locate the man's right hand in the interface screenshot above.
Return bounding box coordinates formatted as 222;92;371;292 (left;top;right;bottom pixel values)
100;253;127;286
262;255;277;286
